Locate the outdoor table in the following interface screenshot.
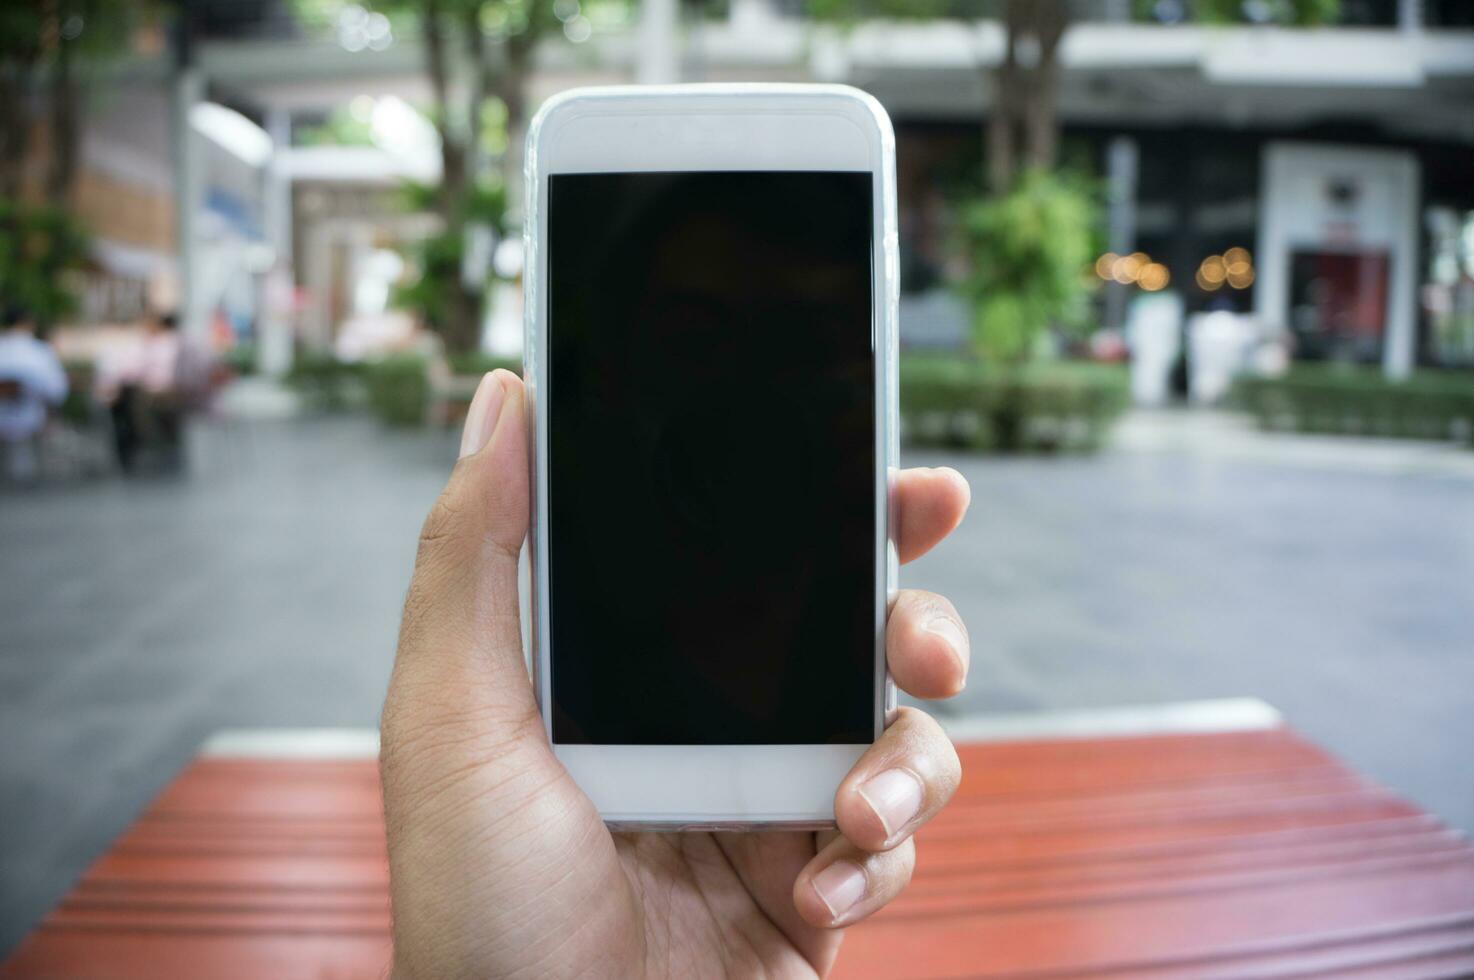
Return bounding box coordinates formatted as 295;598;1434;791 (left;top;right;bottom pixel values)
5;702;1473;979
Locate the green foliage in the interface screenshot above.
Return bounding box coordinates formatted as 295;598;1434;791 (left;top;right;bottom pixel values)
0;199;90;326
394;178;508;331
1234;366;1474;445
805;0;995;23
288;0;419;34
901;354;1129;452
446;350;520;376
955;169;1098;364
0;0;146;64
221;343;259;377
356;352;519;426
394;231;464;333
294;108;376;148
59;359;94;425
286;351;365;411
363;354;431;426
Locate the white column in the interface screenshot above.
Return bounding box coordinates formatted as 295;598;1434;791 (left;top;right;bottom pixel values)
1104;136;1138;333
637;0;679;85
1398;0;1423;33
259;108;294;376
1383;154;1421;380
171;66;206;342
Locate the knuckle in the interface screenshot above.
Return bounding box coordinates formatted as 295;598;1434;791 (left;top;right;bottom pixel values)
417;492;463;556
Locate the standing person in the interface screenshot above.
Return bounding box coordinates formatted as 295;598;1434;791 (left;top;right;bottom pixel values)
97;311;183;472
0;305;68;482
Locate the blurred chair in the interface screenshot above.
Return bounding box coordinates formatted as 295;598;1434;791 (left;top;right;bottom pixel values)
0;378;40;482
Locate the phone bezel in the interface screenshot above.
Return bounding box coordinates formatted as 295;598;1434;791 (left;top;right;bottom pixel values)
524;84;898;828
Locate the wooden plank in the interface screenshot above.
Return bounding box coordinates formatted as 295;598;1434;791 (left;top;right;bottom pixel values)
833;858;1474;978
6;726;1474;980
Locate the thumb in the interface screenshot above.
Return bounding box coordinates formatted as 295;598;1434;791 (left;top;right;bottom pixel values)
389;369;535;729
443;368;529;563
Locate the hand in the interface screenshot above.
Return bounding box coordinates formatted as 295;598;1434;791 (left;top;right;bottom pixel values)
382;369;971;978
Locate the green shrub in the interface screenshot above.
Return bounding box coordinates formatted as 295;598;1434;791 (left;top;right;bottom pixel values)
0;199;90;328
285;351;363;411
901;355;1129;452
955;170;1099;364
1233;366;1474;445
362;354;431;427
59;360;95;427
221;343;258;377
446;351;521;378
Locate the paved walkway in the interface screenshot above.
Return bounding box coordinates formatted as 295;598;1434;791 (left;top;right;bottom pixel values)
1;404;1471;954
907;411;1474;840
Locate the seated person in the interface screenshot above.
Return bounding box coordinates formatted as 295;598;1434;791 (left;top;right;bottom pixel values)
0;305;68;482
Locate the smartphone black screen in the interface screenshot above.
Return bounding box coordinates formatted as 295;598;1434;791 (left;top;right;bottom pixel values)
547;171;875;745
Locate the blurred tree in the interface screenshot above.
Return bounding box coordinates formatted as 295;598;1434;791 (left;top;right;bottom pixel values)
810;0;1339;367
809;0;1339;192
0;1;150;326
0;0;146;205
808;0;1072;194
0;199;91;326
292;0;633;353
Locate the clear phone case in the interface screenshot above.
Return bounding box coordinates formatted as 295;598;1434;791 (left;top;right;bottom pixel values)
522;85;899;830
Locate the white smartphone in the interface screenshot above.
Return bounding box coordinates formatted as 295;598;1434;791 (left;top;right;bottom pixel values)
523;84;898;829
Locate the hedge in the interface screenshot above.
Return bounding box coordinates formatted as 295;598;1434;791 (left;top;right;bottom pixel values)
364;352;521;427
1233;365;1474;445
285;351;364;412
362;354;432;426
287;351;522;425
900;356;1130;452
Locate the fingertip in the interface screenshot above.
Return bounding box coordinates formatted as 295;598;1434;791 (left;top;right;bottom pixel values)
936;466;971;514
459;372;508;459
888;591;970;700
807;860;868;927
793;838;917;929
896;466;971;563
488;366;523;390
834;707;962;852
919;616;969;697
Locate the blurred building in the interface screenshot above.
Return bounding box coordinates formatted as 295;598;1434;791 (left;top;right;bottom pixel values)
51;0;1474;379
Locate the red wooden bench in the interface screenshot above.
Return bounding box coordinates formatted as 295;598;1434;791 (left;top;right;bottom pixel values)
6;707;1473;979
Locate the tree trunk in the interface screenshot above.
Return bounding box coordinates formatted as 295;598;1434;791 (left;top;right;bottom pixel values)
463;5;488;184
421;0;463;223
46;33;79;206
0;77;30;201
987;0;1070;193
418;0;481;353
497;33;532;207
986;0;1023;195
1024;0;1067;173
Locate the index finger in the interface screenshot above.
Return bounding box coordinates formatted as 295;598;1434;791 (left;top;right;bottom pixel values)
895;467;970;563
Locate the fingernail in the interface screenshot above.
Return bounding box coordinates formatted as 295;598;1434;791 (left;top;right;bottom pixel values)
924;616;969;685
858;768;924;841
459;372;507;459
812;860;866;920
